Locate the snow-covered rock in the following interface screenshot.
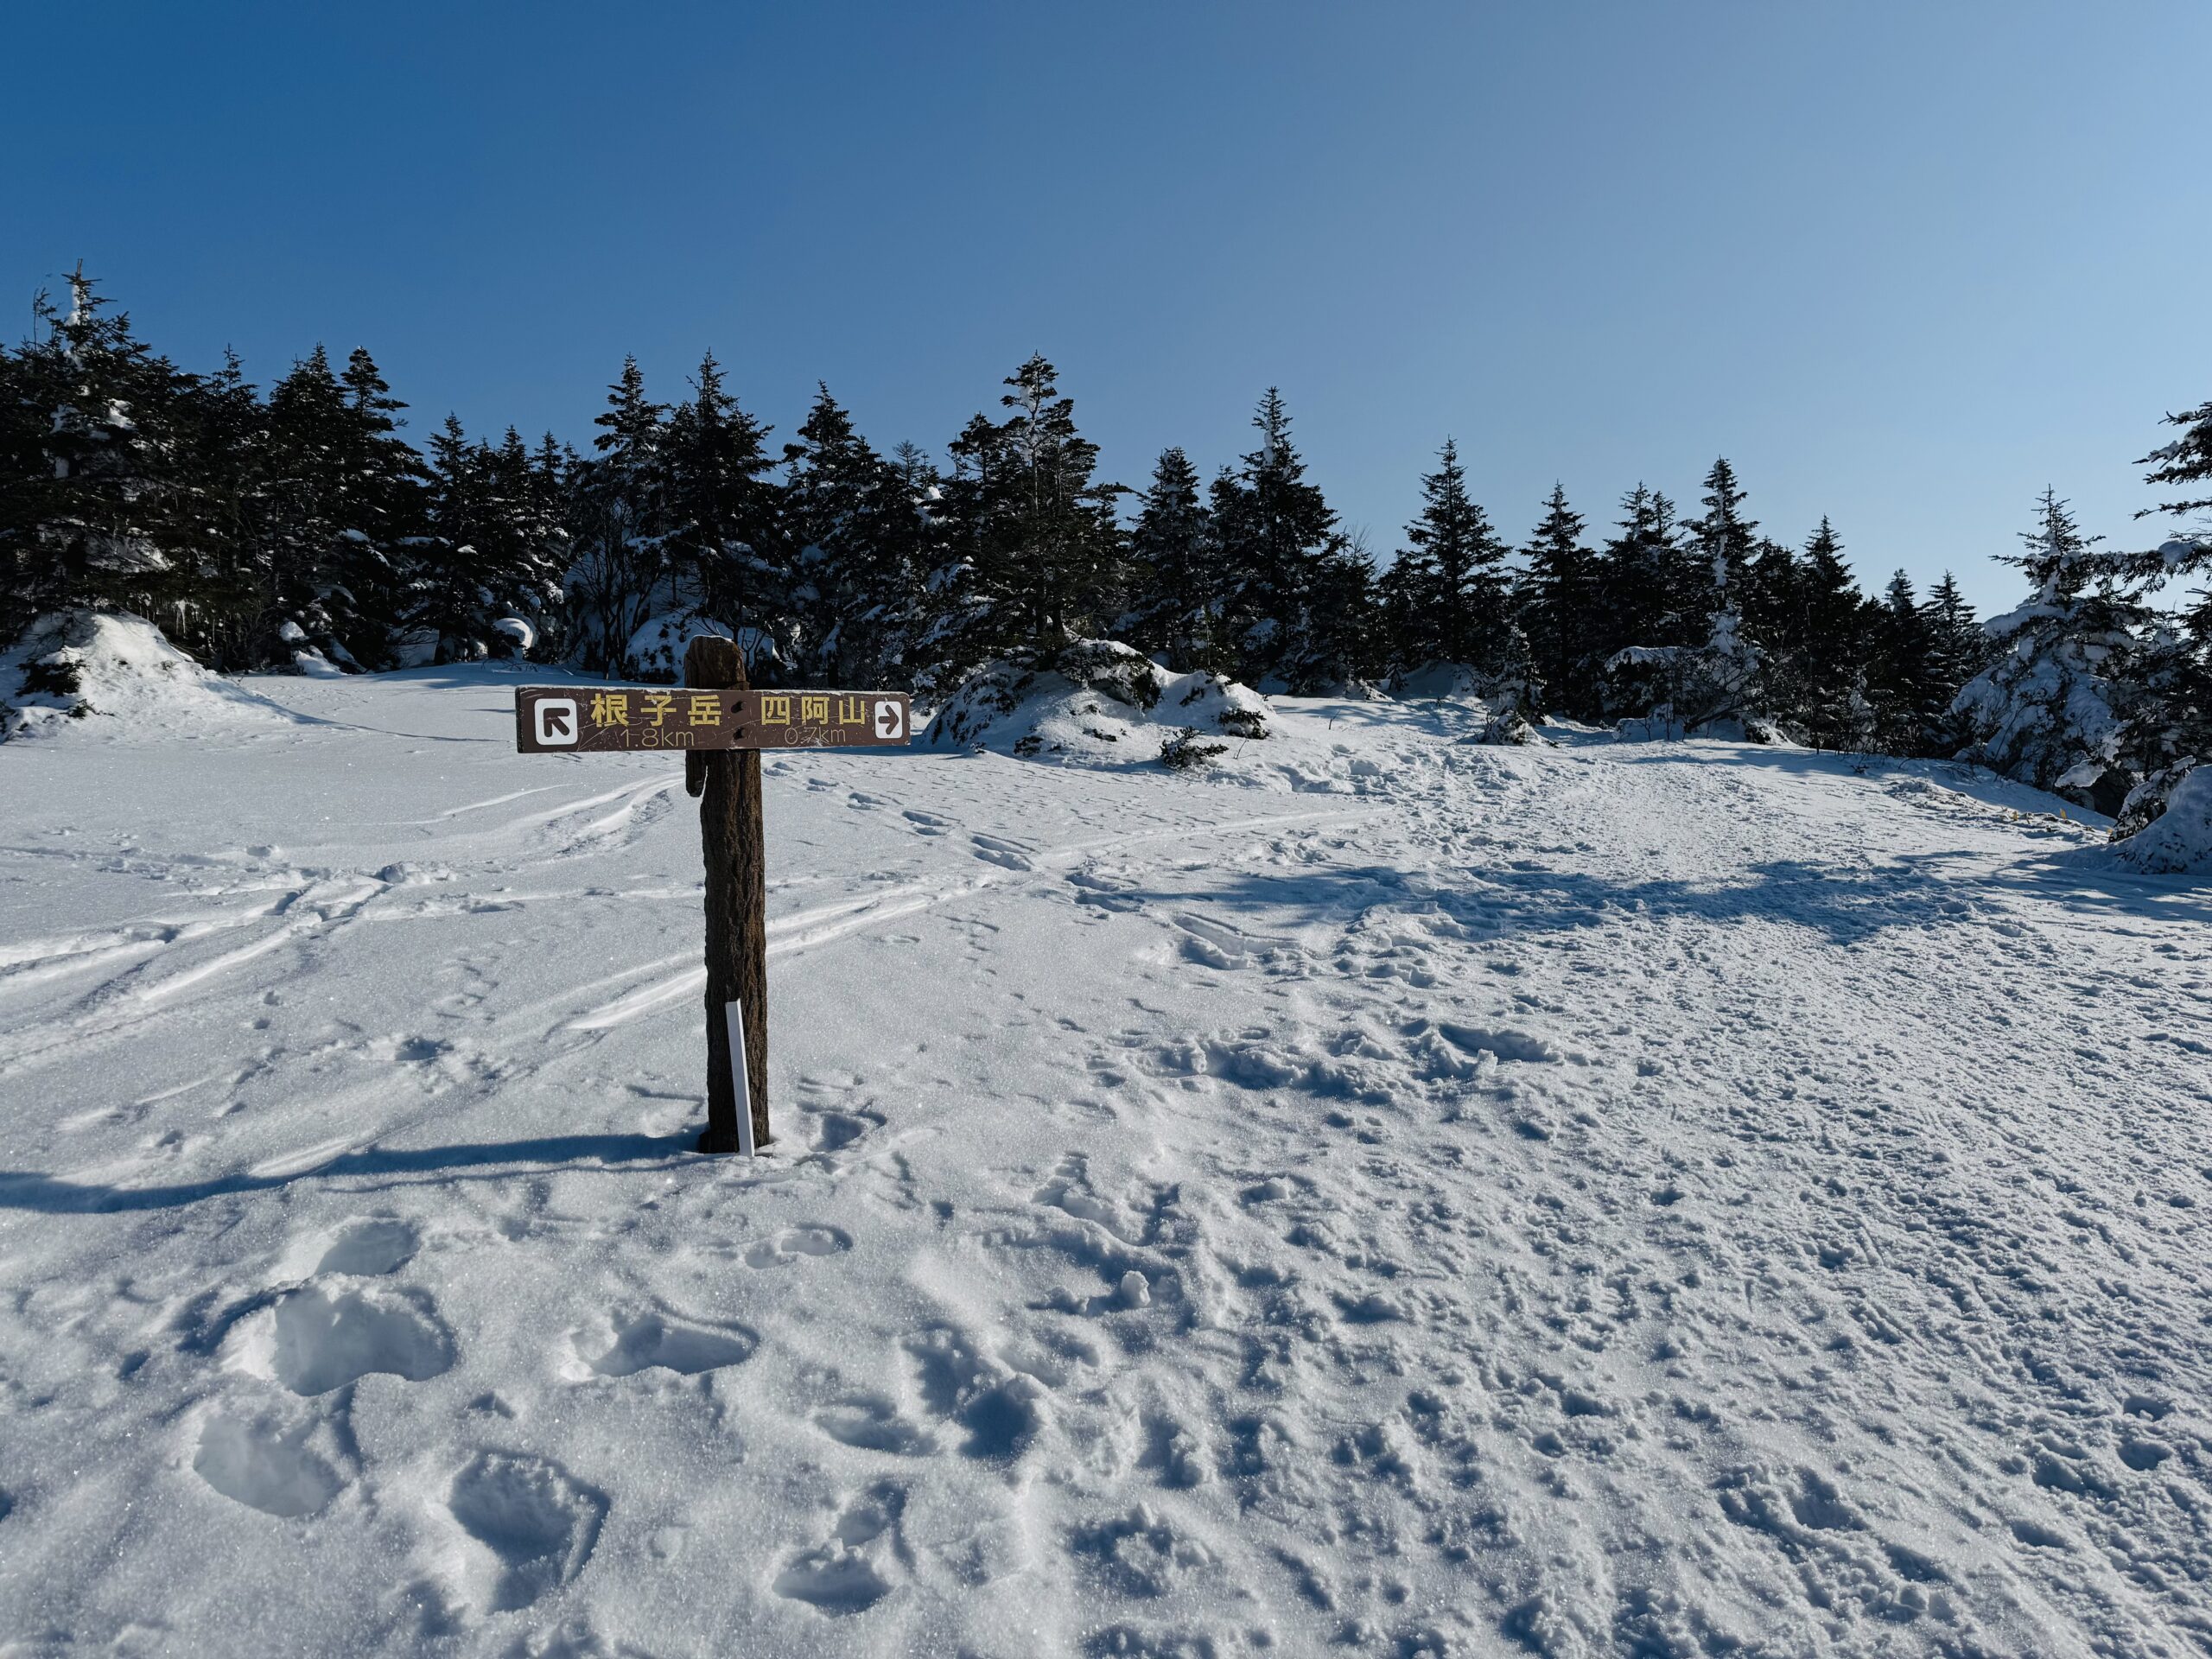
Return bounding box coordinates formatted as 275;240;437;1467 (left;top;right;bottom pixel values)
2113;765;2212;874
0;611;290;740
928;639;1270;766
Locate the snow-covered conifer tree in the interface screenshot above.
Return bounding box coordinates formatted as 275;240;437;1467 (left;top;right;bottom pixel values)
781;385;924;684
1386;439;1511;676
1;270;207;651
2107;397;2212;841
1864;570;1937;754
658;351;781;669
1122;447;1215;671
1518;484;1605;719
1211;390;1340;690
1952;489;2145;811
565;357;670;677
1603;463;1769;734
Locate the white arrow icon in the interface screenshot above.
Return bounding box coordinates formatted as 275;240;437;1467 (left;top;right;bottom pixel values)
874;699;905;740
535;698;579;746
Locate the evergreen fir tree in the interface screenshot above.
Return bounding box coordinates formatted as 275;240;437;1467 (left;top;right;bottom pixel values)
1688;459;1760;594
1921;571;1986;718
935;356;1122;670
2109;395;2212;837
2;270;205;646
1002;354;1123;645
660;351;779;652
1389;438;1511;674
1519;484;1605;720
1953;489;2145;810
1790;518;1877;749
399;418;564;662
1211;389;1338;689
1595;486;1689;676
263;344;408;666
1742;533;1805;673
1287;530;1387;693
2109;617;2211;834
404;414;491;660
1123;447;1215;671
1866;570;1937;754
177;346;270;666
2138;397;2212;520
566;356;669;675
781;385;923;683
1605;469;1767;734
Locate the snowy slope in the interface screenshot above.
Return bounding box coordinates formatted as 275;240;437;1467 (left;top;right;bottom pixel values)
1;665;2209;1658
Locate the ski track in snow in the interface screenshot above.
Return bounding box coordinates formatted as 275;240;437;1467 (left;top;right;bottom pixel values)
1;665;2209;1656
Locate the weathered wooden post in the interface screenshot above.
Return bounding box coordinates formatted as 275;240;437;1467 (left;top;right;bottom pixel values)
512;662;911;1156
684;636;770;1155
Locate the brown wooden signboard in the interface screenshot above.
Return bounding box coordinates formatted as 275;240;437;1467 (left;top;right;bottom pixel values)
515;684;911;753
512;658;913;1159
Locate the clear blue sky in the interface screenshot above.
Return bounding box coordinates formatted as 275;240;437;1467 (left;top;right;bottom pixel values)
8;2;2206;616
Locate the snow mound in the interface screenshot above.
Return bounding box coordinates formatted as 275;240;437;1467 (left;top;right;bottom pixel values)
622;614;779;683
1395;660;1543;744
927;640;1270;767
1;612;291;741
2113;766;2212;875
624;613;700;683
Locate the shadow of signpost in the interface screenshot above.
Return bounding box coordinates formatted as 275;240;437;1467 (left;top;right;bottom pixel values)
0;1131;699;1216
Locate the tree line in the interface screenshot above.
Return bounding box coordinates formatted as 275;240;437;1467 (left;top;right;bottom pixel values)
3;270;2207;827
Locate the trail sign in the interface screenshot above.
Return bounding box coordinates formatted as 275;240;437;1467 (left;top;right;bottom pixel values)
514;684;910;753
512;655;913;1156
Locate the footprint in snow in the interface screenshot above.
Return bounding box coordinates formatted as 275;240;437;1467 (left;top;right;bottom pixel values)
446;1451;607;1612
808;1108;883;1154
773;1483;906;1615
813;1392;939;1457
1068;1503;1218;1598
904;1326;1047;1460
192;1407;344;1517
234;1281;455;1395
569;1307;757;1377
315;1217;419;1276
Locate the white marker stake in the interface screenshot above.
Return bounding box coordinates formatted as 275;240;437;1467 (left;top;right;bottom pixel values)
723;1001;756;1159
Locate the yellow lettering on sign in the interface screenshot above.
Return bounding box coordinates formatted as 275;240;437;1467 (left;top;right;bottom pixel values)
589;692;629;728
643;691;675;728
686;692;722;728
836;695;867;725
761;695;792;725
800;695;830;724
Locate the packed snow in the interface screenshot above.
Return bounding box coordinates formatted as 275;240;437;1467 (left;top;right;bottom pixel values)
1;662;2209;1657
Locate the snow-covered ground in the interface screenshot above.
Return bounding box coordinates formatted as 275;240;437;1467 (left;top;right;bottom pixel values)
2;665;2208;1658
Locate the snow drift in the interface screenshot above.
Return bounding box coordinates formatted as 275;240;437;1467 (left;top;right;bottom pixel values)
927;639;1270;766
0;611;292;741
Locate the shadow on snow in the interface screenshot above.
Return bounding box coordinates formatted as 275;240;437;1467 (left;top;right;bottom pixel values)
0;1130;699;1215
